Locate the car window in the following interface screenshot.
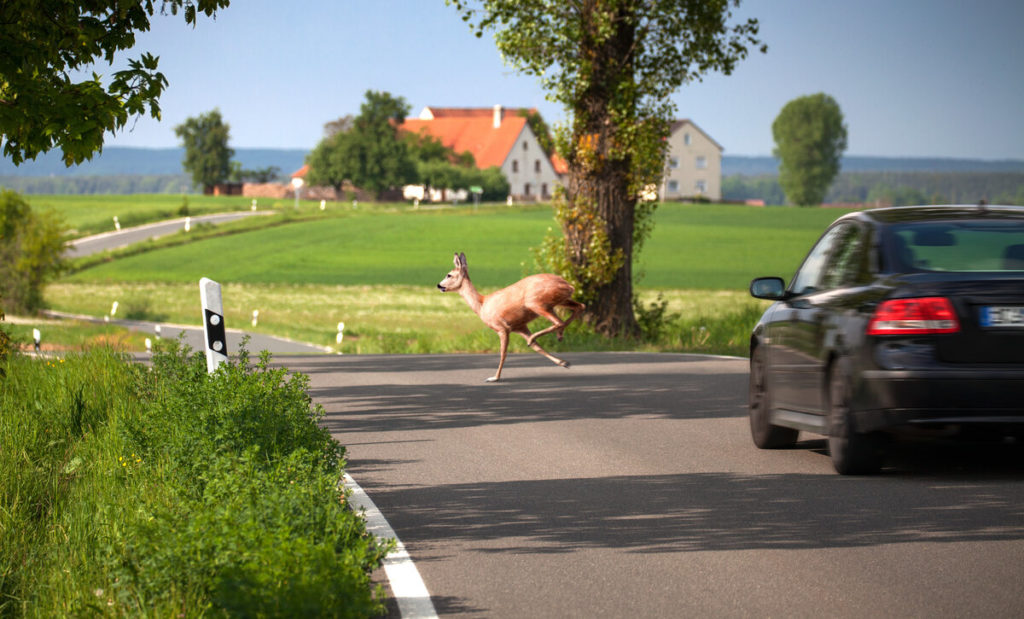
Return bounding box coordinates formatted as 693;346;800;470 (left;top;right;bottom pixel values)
789;225;844;295
888;219;1024;272
820;223;868;288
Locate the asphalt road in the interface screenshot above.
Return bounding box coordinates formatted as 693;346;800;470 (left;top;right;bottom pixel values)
65;211;273;258
281;351;1024;618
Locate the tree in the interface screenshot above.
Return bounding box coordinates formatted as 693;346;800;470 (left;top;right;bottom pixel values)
451;0;764;336
772;93;848;206
0;190;67;314
175;109;234;191
0;0;230;166
306;91;417;199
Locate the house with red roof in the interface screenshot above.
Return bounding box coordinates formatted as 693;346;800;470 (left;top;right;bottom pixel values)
401;105;562;201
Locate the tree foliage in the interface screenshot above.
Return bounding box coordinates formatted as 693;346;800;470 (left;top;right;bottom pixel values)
0;0;230;166
772;93;848;206
306;91;417;199
451;0;764;336
175;109;234;191
0;190;67;313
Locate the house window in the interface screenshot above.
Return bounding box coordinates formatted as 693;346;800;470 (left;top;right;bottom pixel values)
669;156;679;169
667;180;679;193
523;141;528;151
524;183;531;196
696;156;707;169
512;160;519;172
695;179;707;194
542;183;548;197
684;133;692;146
534;159;541;173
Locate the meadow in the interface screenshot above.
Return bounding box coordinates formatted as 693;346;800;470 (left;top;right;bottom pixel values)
33;198;855;357
31;193;296;237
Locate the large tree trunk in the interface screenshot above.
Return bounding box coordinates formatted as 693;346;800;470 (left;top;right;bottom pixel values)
564;2;639;338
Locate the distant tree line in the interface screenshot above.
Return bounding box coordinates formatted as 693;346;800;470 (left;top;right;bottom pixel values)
0;175;194;195
723;171;1024;206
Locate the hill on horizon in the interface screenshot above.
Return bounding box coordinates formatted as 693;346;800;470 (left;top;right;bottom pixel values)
1;147;1023;179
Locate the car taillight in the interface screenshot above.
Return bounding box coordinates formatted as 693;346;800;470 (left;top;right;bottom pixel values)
866;297;960;335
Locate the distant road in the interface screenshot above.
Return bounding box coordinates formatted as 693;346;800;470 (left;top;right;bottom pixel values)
55;210;329;354
66;211;274;258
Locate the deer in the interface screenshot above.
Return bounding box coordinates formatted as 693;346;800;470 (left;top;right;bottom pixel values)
437;252;585;382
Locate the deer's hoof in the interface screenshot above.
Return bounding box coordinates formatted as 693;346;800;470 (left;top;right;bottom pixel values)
560;360;571;369
485;376;500;383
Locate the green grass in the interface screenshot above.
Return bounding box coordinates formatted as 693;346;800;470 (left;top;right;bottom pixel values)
3;319;150;352
64;202;852;289
41;200;855;357
29;194;300;238
0;346;390;615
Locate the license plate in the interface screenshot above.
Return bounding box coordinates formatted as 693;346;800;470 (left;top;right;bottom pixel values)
980;306;1024;327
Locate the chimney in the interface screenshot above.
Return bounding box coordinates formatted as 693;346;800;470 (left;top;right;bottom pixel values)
493;104;502;129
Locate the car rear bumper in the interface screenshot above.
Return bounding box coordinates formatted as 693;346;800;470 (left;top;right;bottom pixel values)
855;369;1024;432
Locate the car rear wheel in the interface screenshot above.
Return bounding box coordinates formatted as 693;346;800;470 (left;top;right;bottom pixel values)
827;358;885;475
749;345;799;449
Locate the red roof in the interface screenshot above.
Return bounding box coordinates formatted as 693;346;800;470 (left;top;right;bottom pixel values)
400;109;529;169
291;164;309;178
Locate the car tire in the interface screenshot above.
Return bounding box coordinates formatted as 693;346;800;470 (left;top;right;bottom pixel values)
749;345;799;449
827;358;885;475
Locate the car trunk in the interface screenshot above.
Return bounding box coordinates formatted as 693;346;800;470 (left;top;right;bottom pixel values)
902;276;1024;364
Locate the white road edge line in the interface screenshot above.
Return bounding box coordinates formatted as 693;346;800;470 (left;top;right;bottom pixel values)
343;473;438;619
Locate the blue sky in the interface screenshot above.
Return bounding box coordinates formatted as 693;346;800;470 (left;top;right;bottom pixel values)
101;0;1024;160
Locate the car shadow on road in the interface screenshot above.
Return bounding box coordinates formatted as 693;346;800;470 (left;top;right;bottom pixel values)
361;455;1024;558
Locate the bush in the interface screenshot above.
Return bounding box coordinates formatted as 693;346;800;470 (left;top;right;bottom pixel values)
0;343;390;616
0;190;67;313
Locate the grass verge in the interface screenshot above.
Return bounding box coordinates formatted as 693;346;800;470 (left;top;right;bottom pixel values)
0;344;391;616
43;282;770;357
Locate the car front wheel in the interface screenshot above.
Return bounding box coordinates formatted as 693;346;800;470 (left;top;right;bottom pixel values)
749;345;799;449
827;357;885;475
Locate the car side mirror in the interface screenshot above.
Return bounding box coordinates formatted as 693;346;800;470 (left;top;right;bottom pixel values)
750;277;788;300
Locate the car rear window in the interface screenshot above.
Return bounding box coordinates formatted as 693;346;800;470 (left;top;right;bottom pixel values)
887;219;1024;272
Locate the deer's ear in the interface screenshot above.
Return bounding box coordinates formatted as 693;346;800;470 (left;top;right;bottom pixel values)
452;253;461;269
457;252;468;272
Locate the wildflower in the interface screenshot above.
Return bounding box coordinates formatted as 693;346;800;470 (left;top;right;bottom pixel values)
94;588;103;597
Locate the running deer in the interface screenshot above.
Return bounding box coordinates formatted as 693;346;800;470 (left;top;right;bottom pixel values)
437;252;585;382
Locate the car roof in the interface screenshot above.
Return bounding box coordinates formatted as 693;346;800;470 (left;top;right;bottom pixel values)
837;204;1024;227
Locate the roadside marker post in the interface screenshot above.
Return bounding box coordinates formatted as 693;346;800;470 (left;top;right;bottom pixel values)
184;216;191;232
200;278;228;373
113;216;120;231
336;322;345;346
32;328;40;353
252;309;259;327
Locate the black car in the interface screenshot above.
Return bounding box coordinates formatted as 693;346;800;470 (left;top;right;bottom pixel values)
749;204;1024;474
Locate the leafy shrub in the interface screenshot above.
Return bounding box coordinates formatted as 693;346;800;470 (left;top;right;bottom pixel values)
0;343;390;616
0;189;67;313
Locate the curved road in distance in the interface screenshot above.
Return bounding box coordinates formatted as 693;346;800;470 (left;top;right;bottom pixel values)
56;210;327;355
66;210;274;258
281;351;1024;618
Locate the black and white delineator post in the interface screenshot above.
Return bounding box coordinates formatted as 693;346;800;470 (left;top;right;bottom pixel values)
199;277;228;373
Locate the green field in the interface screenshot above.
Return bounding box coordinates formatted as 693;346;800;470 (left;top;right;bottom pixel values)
63;201;850;289
30;193;299;237
30;198;855;356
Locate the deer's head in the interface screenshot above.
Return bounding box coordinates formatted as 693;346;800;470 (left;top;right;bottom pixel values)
437;252;468;292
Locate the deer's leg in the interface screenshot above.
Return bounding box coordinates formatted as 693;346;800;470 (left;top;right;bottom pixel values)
557;300;585;339
525;306;566;346
517;328;570;369
527;300;585;345
487;330;510;382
